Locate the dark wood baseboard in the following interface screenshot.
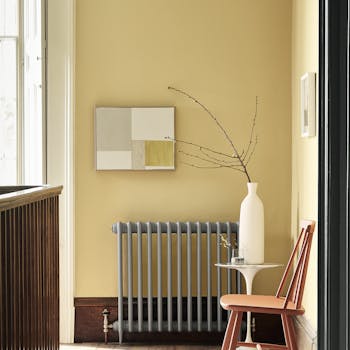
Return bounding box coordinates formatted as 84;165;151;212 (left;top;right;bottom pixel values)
74;297;284;345
74;297;117;343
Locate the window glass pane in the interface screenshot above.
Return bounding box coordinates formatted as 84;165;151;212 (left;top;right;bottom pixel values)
0;38;17;184
0;0;18;36
23;0;43;184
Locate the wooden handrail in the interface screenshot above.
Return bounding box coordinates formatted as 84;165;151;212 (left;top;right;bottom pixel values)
0;185;63;212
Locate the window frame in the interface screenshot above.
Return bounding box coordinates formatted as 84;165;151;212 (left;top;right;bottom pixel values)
0;0;22;184
318;0;350;348
0;0;46;185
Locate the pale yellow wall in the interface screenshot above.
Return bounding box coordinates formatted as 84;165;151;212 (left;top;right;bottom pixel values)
291;0;318;330
75;0;292;297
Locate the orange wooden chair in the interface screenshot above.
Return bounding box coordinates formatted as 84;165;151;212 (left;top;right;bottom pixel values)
220;220;316;350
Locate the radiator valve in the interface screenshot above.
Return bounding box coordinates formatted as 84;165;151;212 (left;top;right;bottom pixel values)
102;308;110;343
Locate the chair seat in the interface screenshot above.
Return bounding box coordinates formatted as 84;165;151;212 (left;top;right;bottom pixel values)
220;294;305;315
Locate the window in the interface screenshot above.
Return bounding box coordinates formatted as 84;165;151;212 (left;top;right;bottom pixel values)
0;0;44;185
0;0;18;184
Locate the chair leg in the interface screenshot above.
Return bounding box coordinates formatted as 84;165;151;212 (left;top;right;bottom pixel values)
281;314;297;350
229;312;243;349
281;314;291;349
286;315;297;349
221;311;243;350
221;311;235;350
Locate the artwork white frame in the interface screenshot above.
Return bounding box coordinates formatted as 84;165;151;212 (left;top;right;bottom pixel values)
300;72;316;137
95;107;175;170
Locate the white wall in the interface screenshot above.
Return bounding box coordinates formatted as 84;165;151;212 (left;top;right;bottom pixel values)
291;0;318;331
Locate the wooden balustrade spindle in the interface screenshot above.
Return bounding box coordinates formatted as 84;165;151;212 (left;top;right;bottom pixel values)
0;185;62;350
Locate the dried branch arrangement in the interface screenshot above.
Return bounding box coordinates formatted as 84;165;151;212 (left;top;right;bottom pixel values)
218;233;237;249
167;86;258;182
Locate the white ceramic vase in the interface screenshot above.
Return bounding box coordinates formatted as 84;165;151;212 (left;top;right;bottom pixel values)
238;182;264;264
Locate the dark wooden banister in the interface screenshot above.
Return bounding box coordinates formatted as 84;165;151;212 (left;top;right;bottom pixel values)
0;185;62;350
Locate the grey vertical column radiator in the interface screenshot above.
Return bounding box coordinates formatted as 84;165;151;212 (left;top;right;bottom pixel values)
112;221;240;343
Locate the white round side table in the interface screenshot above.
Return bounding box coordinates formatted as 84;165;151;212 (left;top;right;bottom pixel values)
215;262;282;350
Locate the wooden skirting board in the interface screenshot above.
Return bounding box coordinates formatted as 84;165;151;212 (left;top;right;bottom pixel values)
74;297;284;344
294;315;317;349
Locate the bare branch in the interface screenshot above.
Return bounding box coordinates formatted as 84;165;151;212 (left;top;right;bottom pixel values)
243;96;258;162
179;150;246;173
199;148;241;165
166;136;238;159
179;150;225;167
245;136;258;166
218;233;237;248
182;162;246;173
182;162;224;169
168;87;245;164
168;86;258;182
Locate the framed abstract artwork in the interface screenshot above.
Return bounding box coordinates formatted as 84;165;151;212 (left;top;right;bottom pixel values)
95;107;175;170
300;72;316;137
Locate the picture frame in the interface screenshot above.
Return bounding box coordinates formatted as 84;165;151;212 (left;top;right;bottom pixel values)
95;106;175;170
300;72;316;137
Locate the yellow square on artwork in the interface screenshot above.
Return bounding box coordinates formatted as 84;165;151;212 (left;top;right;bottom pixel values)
145;141;174;167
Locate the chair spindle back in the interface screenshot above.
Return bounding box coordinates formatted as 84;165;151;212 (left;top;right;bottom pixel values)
275;220;316;309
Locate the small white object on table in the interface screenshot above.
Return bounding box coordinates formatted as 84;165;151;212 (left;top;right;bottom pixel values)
215;262;282;350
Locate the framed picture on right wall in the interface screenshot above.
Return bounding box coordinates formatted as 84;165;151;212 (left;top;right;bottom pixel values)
300;72;316;137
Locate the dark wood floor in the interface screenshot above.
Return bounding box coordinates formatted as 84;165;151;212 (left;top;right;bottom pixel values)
61;344;220;349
